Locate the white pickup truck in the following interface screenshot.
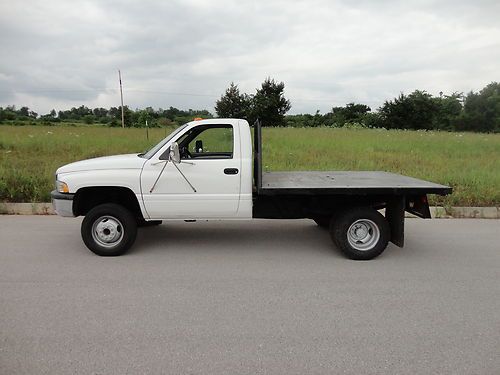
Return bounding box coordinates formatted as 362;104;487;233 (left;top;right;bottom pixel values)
52;118;451;260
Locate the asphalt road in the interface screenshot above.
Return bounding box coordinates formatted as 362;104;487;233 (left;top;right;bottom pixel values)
0;216;499;375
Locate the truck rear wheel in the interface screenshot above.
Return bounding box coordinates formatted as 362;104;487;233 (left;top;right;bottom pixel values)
81;203;137;256
330;207;390;260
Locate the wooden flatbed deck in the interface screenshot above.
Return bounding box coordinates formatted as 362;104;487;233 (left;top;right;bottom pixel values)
260;171;452;195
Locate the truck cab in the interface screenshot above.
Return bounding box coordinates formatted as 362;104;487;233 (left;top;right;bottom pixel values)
139;119;253;219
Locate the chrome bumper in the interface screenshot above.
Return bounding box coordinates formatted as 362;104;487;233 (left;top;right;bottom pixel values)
51;190;75;217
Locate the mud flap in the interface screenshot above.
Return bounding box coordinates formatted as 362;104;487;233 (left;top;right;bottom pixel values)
386;196;405;247
406;194;431;218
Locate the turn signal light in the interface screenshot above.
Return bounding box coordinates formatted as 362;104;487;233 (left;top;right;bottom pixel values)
56;180;69;193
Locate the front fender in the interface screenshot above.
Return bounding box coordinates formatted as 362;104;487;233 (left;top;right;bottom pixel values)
57;169;148;219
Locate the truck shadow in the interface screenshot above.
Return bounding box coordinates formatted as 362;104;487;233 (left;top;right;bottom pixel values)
134;219;343;258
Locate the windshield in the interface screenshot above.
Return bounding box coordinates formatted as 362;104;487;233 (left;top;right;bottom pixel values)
140;123;189;159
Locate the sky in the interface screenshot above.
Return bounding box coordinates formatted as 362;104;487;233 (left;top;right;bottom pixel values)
0;0;499;115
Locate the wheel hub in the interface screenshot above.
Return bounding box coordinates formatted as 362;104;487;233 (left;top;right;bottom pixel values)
351;223;369;240
92;216;124;248
347;219;380;251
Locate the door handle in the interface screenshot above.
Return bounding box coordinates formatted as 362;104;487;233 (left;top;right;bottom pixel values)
224;168;239;175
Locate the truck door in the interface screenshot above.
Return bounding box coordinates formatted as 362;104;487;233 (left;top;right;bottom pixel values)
140;123;241;219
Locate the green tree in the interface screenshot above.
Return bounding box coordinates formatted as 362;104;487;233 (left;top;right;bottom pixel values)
0;107;16;122
135;109;158;127
251;78;291;126
122;106;134;127
330;103;371;125
433;93;463;130
83;115;95;124
377;90;439;130
18;106;30;117
455;82;500;132
215;82;251;119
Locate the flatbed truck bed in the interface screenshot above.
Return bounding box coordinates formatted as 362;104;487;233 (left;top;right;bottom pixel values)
251;119;452;258
260;171;452;195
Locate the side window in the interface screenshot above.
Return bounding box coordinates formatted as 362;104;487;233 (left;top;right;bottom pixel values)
180;125;233;159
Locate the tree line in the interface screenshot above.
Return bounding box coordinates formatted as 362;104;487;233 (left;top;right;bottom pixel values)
215;79;500;133
0;105;212;128
1;80;499;132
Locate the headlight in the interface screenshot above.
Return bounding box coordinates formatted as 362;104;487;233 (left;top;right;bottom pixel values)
56;180;69;193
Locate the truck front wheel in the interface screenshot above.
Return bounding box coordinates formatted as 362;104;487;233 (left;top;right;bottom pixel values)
330;207;390;260
81;203;137;256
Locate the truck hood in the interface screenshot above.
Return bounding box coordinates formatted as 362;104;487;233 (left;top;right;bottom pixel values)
57;154;146;174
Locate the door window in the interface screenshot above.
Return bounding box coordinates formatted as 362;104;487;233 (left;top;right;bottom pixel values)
178;125;233;159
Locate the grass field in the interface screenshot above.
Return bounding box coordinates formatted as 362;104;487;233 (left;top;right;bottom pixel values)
1;124;499;206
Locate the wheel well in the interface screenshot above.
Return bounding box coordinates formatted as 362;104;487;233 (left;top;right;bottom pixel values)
73;186;143;219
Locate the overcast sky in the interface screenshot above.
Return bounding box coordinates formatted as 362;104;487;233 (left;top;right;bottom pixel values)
1;0;499;115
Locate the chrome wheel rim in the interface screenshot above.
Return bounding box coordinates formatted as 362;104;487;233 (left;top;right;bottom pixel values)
91;216;124;248
347;219;380;251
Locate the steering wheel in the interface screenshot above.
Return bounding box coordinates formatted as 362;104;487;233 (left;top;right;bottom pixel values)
180;146;192;159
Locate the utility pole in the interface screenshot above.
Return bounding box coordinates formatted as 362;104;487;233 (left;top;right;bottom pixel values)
118;69;125;128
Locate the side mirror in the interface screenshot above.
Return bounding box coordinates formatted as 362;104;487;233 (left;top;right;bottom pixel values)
169;142;181;163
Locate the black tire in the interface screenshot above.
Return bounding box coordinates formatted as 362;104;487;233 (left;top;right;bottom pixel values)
313;216;330;229
330;207;390;260
137;219;162;227
81;203;137;256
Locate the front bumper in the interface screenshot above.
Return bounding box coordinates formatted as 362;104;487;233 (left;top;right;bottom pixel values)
51;190;75;217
